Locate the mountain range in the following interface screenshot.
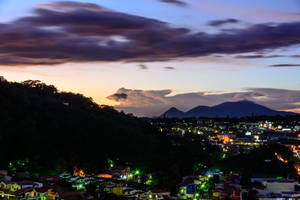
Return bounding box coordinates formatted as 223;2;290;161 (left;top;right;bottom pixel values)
161;100;298;118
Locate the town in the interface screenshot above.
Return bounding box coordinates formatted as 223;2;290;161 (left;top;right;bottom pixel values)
1;116;300;200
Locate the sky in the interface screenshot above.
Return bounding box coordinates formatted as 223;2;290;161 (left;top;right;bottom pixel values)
0;0;300;116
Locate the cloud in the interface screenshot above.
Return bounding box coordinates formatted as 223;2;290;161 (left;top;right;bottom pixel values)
235;55;283;59
108;88;300;117
38;1;105;12
164;66;175;70
269;64;300;67
107;93;128;101
138;64;148;70
157;0;187;7
1;1;300;66
208;18;240;26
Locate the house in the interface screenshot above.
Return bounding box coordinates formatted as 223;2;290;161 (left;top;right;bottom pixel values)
0;190;16;199
0;181;7;190
3;181;21;192
17;180;43;189
178;176;199;199
25;187;59;200
150;189;170;197
216;174;242;200
251;178;299;196
149;189;171;199
103;185;123;196
13;187;35;198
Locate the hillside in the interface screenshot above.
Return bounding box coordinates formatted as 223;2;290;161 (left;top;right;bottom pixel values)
0;78;158;176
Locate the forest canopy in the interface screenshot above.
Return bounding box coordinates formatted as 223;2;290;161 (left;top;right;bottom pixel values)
0;78;158;176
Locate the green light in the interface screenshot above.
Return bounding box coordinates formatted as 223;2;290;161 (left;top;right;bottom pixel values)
77;184;84;190
145;180;153;185
107;159;114;168
135;170;141;175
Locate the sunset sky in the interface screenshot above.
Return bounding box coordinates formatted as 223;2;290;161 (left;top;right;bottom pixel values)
1;0;300;116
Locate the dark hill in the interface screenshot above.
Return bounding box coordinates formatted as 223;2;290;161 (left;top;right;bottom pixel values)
0;79;157;176
161;100;297;118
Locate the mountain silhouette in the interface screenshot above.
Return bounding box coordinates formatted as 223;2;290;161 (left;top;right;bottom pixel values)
161;100;298;118
162;107;185;118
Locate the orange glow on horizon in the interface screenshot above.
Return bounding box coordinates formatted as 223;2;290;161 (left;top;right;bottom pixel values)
0;67;119;107
280;108;300;114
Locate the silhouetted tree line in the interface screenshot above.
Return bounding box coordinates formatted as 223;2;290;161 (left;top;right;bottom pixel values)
0;79;157;175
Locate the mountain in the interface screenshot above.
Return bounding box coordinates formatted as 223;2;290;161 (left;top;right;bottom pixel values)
161;100;298;118
185;106;212;117
162;107;185;118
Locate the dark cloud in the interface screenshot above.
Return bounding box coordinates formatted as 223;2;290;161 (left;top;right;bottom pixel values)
208;18;240;26
108;88;300;117
138;64;148;70
164;66;175;70
158;0;187;7
269;64;300;67
290;55;300;58
1;1;300;66
107;93;128;101
235;55;283;59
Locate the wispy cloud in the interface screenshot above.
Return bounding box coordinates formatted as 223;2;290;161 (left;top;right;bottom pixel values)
157;0;187;7
269;64;300;67
164;66;176;70
138;64;148;70
235;55;284;59
290;55;300;58
107;92;128;101
208;18;239;26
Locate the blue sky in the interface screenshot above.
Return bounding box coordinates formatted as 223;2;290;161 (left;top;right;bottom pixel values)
0;0;300;116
